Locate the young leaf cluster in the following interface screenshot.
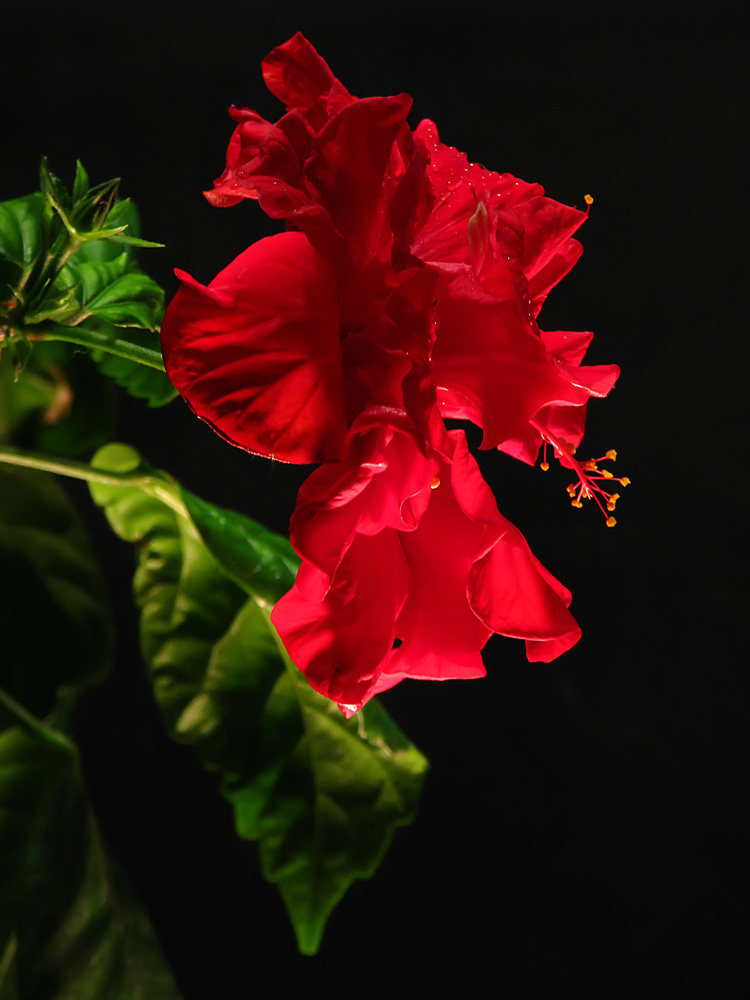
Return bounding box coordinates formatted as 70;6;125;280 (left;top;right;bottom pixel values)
0;160;175;411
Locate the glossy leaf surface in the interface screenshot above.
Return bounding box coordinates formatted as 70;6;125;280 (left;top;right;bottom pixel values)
89;443;429;954
0;193;42;300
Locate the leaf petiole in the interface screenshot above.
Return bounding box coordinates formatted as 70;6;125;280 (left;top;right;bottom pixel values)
0;444;189;520
0;685;77;759
3;323;167;370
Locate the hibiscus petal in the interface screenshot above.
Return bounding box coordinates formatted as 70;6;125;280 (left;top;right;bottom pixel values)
261;31;342;111
432;268;589;449
206;108;314;211
394;445;493;671
515;195;587;308
271;531;409;706
540;329;594;367
304;95;413;266
543;331;621;400
469;537;581;645
447;430;581;651
495;330;620;464
290;418;437;578
161;231;346;464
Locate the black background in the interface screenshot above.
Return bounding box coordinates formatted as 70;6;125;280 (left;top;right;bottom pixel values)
4;0;748;995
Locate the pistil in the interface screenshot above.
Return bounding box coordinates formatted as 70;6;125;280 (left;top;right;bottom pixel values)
532;422;629;526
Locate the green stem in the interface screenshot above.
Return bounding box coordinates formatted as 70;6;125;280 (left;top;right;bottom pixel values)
0;444;188;519
0;686;77;759
18;323;166;370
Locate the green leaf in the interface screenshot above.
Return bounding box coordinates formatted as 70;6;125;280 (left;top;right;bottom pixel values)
72;176;120;233
71;200;164;252
179;489;298;605
0;193;42;273
0;454;179;995
36;321;165;370
87;329;176;407
106;234;165;249
24;322;176;408
0;193;42;300
88;443;429;954
0;718;182;999
26;248;175;406
101;199;131;229
0;465;112;722
2;165;171;407
22;281;80;326
54;254;164;331
85;274;163;329
71;161;89;206
39;159;70;218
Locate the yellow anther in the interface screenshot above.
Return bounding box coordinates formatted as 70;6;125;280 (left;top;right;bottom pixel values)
540;461;549;471
572;500;583;509
620;477;631;487
606;449;617;461
602;468;614;479
606;516;616;528
606;501;616;511
430;475;441;490
584;194;594;206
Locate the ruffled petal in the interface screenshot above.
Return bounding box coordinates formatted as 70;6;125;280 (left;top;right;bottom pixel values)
289;418;437;577
441;430;581;652
432;267;590;449
161;231;346;464
271;531;410;707
261;31;344;113
273;421;580;712
304;95;413;266
497;331;620;463
206;108;314;209
392;445;494;674
469;537;580;646
510;195;587;312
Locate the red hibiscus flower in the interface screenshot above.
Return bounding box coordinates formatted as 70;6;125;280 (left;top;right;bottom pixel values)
271;414;580;713
160;32;623;711
166;33;618;473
